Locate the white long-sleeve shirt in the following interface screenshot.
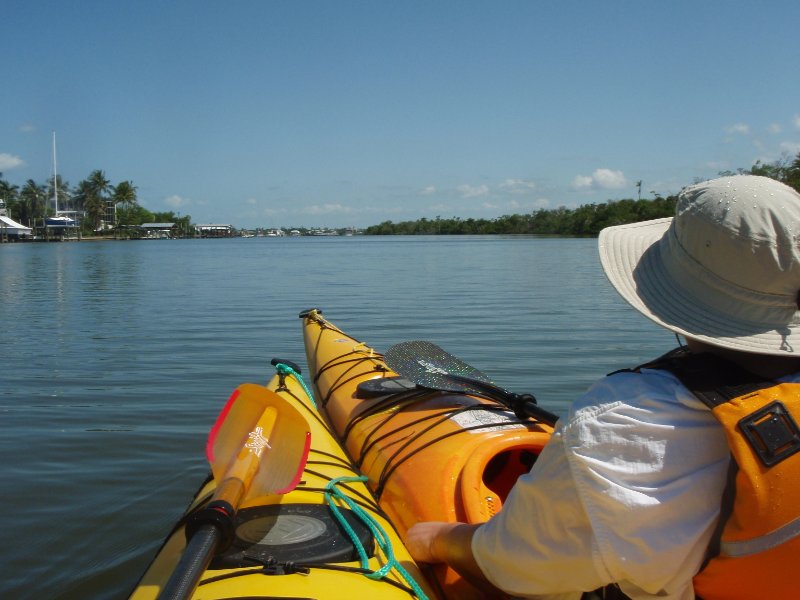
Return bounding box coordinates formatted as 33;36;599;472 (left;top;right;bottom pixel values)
472;366;800;599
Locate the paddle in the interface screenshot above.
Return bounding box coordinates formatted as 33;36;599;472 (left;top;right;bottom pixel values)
160;384;311;600
383;341;559;427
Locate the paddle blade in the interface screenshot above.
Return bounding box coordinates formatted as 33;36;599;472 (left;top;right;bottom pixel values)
384;340;496;395
207;384;311;498
385;340;560;427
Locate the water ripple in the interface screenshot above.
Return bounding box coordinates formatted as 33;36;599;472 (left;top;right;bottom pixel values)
0;236;671;599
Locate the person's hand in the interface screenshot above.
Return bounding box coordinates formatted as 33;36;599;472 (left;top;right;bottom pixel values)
407;521;499;595
406;521;456;563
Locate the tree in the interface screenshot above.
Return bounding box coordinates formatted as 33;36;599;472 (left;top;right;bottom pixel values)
174;215;192;237
111;181;139;230
89;170;113;225
46;174;71;213
77;170;111;231
748;152;800;193
0;177;19;201
112;180;138;209
86;169;111;196
787;154;800;192
83;193;107;231
19;180;47;226
71;179;91;212
750;157;789;182
0;177;20;217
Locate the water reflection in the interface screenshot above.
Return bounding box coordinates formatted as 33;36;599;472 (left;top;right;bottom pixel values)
1;236;672;599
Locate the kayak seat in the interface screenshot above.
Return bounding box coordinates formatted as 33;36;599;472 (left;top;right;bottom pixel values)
460;433;545;523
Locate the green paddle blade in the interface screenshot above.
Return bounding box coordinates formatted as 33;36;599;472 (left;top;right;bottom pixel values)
207;383;311;499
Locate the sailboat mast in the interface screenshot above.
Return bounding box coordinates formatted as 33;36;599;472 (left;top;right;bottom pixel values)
52;132;59;214
52;131;59;214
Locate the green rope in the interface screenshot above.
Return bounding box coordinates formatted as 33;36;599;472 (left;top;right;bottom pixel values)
324;476;429;600
274;362;317;409
274;363;427;598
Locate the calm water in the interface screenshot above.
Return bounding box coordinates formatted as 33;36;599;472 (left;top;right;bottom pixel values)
0;236;673;599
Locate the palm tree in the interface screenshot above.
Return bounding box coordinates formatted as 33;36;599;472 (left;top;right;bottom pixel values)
88;170;112;225
112;180;138;209
0;178;19;201
0;178;20;217
19;180;47;227
47;174;71;213
77;170;111;232
71;179;92;213
87;169;111;196
110;181;138;236
83;194;106;231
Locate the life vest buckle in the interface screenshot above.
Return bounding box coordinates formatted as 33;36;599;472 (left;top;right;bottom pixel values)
739;400;800;467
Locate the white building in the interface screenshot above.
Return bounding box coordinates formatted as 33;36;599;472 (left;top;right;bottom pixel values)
0;200;33;239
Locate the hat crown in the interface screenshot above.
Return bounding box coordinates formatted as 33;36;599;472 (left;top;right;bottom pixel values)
674;176;800;297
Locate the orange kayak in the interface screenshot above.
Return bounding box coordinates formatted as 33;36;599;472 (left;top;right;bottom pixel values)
301;309;555;599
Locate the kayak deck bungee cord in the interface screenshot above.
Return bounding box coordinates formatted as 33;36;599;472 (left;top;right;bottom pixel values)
300;309;555;600
131;311;555;600
129;361;435;600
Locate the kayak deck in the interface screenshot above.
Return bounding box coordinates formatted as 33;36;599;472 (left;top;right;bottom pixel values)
129;365;435;600
301;309;554;599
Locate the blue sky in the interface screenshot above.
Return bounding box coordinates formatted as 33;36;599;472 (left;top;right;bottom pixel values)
2;1;799;228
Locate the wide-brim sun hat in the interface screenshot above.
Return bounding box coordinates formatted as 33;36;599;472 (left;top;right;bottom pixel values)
599;175;800;355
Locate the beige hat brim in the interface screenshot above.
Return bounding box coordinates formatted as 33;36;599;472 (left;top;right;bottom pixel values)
599;218;800;355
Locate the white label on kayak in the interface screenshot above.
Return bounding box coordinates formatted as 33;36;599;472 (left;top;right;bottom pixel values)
450;410;526;433
245;426;272;457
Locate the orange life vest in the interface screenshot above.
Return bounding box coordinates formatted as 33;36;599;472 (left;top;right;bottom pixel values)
652;349;800;600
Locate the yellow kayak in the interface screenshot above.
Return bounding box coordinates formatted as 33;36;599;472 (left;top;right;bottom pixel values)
301;309;555;599
129;361;435;600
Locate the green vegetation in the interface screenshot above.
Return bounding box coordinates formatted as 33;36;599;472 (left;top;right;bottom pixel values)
366;153;800;236
0;168;193;238
2;152;799;238
367;196;678;236
745;154;800;191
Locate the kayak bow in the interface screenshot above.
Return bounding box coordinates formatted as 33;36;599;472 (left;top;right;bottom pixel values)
129;363;435;600
301;309;554;599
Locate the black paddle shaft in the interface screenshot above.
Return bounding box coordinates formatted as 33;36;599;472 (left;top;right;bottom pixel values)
160;524;220;600
441;372;558;426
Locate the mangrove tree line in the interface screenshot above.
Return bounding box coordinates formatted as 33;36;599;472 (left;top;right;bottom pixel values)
366;153;800;236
